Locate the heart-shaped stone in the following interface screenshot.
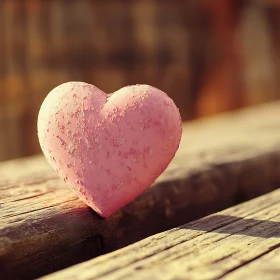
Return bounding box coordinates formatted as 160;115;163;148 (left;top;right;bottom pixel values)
38;82;182;217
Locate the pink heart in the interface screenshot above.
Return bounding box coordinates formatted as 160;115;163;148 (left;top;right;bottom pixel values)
38;82;182;217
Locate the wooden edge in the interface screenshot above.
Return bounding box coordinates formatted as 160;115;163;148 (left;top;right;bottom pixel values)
41;188;280;280
1;101;280;279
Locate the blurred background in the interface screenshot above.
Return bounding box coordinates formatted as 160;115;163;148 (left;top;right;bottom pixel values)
1;0;280;162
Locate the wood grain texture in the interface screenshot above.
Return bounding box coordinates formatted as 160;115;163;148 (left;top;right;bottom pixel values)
42;188;280;280
1;101;280;279
222;247;280;280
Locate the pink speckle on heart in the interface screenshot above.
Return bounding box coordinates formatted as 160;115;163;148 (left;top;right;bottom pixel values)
38;82;182;217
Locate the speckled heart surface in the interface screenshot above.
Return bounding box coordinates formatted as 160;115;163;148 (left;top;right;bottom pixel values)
38;82;182;217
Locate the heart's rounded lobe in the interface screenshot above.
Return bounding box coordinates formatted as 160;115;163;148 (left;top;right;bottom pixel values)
38;82;182;217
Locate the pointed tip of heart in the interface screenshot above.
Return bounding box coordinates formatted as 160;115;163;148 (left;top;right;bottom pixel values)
88;203;119;218
84;191;143;218
97;210;114;218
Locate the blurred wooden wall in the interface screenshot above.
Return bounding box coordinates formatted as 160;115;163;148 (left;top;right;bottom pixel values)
0;0;280;161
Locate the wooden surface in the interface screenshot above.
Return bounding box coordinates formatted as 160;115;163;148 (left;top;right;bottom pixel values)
1;102;280;279
42;188;280;280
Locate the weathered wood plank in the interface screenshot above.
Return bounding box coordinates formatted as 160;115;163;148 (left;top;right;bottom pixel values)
222;248;280;280
2;101;280;279
41;188;280;280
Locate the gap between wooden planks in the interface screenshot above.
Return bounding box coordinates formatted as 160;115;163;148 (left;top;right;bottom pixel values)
1;101;280;279
41;188;280;280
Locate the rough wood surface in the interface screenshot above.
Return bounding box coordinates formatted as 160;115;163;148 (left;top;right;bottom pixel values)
222;248;280;280
2;101;280;279
42;188;280;280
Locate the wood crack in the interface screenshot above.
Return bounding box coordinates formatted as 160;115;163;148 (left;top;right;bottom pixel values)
8;191;58;203
2;197;79;219
218;246;280;279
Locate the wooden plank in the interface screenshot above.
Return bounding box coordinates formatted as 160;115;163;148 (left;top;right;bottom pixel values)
222;248;280;280
41;188;280;280
2;101;280;279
